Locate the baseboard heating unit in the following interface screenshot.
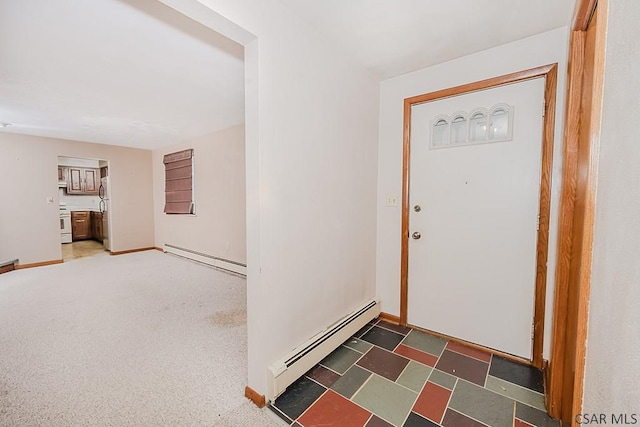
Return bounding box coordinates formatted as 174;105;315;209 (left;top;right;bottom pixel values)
267;298;380;402
163;244;246;276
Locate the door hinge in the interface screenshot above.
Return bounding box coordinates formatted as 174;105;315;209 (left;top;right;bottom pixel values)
536;215;540;231
531;323;536;341
542;99;546;118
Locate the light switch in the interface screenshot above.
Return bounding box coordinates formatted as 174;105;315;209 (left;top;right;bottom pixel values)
46;196;54;204
385;196;398;207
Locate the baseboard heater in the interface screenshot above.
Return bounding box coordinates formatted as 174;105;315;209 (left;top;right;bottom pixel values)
267;298;380;402
163;244;246;276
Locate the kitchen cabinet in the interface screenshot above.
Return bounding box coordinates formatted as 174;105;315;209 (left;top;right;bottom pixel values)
91;211;103;242
68;168;82;193
71;211;91;241
67;168;99;195
57;166;68;185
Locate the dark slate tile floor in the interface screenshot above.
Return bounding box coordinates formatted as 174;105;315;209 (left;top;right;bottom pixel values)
268;318;560;427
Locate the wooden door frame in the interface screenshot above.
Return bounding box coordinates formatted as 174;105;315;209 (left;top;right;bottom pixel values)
399;64;558;369
547;0;606;423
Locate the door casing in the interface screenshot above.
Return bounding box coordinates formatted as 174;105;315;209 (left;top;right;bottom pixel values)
547;0;607;423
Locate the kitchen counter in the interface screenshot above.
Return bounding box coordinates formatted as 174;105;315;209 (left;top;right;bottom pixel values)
64;207;101;212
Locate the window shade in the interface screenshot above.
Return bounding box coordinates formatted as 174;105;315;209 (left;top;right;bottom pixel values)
164;149;193;214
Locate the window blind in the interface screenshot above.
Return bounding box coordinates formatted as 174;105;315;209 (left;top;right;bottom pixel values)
164;149;194;214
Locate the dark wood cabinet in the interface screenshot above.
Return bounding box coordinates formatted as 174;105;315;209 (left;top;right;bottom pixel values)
68;167;83;194
57;166;68;184
71;211;91;241
70;211;104;242
84;169;98;193
91;211;103;242
67;168;99;195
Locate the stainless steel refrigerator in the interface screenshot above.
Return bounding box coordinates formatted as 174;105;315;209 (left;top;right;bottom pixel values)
99;176;110;250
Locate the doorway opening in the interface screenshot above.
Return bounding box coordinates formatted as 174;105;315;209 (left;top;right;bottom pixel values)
58;156;111;262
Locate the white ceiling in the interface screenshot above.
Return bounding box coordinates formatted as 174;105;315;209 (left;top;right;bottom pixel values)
0;0;245;149
0;0;576;149
279;0;577;79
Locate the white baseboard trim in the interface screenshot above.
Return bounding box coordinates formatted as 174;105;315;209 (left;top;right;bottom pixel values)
163;244;246;276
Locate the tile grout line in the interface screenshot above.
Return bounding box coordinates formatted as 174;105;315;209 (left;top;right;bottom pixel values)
359;337;414;378
440;377;458;425
361;334;403;355
487;374;545;396
427;367;459;391
374;321;411;337
363;325;407;353
437;347;491;388
394;344;441;369
343;340;369;355
360;341;440;396
420;345;450;395
318;362;344;376
396;329;445;367
352;343;370;367
514;418;538;427
319;343;369;377
486;374;545;396
506;399;548;414
394;355;414;384
304;373;336;390
267;404;294;425
349;375;373;401
358;322;377;338
292;388;329;425
445;344;493;364
482;353;493;388
410;410;441;427
398;381;425;427
397;342;449;427
451;376;526;424
297;346;378;425
485;378;547;411
447;408;492;427
446;378;497;427
342;374;401;427
297;386;397;427
352;363;421;396
427;339;447;380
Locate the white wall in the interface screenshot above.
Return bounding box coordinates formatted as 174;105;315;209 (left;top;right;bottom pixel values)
583;0;640;411
152;125;246;264
0;133;154;264
58;157;100;168
158;0;380;397
376;28;569;360
59;189;101;211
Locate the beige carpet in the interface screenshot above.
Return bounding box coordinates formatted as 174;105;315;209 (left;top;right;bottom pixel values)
0;251;283;426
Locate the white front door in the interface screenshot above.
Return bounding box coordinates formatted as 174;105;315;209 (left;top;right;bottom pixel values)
407;78;545;359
